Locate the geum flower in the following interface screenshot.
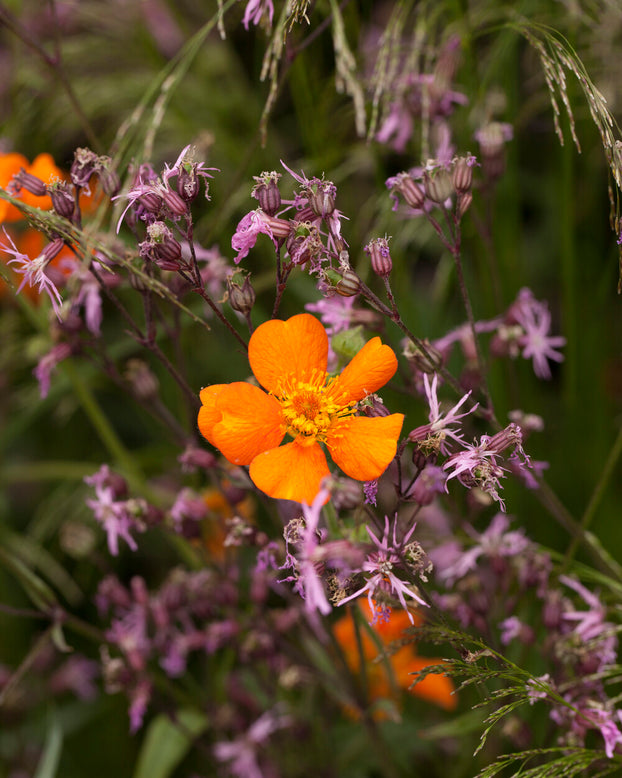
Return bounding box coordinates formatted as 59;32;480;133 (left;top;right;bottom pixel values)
333;597;456;717
198;313;404;504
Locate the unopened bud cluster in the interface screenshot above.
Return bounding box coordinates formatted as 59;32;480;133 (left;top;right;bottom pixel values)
387;154;477;218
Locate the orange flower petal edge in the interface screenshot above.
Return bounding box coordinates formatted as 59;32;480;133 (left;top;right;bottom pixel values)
198;382;285;466
326;413;404;481
248;313;328;394
328;336;398;405
249;439;330;504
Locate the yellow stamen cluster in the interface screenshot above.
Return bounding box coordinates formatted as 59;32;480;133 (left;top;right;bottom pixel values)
277;372;355;443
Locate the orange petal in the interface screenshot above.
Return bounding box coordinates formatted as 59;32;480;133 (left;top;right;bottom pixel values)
249;439;330;503
326;414;404;482
328;337;398;405
403;656;457;711
198;382;285;466
248;313;328;393
0;153;29;223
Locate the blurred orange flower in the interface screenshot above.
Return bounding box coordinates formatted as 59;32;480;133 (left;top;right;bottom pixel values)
333;598;457;716
0;152;64;223
198;313;404;504
201;485;255;561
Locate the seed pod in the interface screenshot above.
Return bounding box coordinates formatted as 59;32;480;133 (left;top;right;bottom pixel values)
162;189;188;217
424;168;453;203
335;269;361;297
227;272;256;316
50;184;76;221
13;169;47;197
365;237;392;277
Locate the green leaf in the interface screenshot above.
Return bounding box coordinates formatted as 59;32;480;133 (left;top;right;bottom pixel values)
0;545;57;611
132;708;208;778
34;712;63;778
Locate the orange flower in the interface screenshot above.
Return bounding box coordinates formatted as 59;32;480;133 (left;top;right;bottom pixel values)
198;313;404;504
201;484;255;561
0;152;64;223
333;598;457;715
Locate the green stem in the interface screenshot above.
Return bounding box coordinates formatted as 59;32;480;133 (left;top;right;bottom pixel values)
61;359;145;490
323;501;339;536
563;423;622;569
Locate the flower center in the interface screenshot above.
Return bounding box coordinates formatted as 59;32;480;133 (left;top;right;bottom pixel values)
277;372;355;443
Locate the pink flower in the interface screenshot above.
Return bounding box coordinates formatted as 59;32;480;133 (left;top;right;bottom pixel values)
408;373;477;455
34;343;72;399
241;0;274;30
338;516;428;623
231;208;279;264
510;288;566;379
0;228;64;317
213;706;290;778
443;423;530;510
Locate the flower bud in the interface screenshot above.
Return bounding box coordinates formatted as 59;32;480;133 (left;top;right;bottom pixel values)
227;271;256;316
71;148;99;188
457;192;473;219
407;464;446;506
335;268;361;297
390;173;426;209
252;172;282;216
178;446;217;471
162;189;188;217
361;394;390;417
139;192;163;213
364;236;392;277
475;122;513;181
153;237;182;264
403;339;444;373
308;185;336;219
294;205;316;223
41;238;66;264
261;212;291;239
452;156;475;194
176;167;200;202
12;168;47;196
424;167;453;203
49;182;76;221
125;358;159;402
330;478;363;510
99;166;121;197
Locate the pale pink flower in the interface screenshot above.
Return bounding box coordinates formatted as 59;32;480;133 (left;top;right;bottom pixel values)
241;0;274;30
0;228;64;317
338;516;428;623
